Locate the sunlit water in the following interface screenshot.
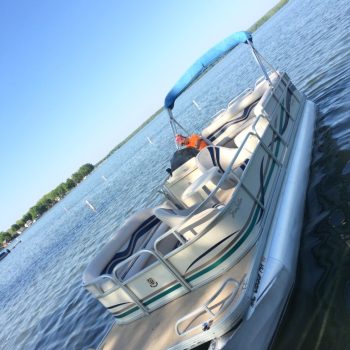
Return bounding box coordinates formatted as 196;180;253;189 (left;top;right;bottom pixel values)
1;0;349;349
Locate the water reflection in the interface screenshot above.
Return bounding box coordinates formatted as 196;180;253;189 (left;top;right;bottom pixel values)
272;108;350;349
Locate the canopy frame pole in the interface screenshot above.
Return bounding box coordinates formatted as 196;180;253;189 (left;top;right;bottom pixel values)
253;48;278;77
247;41;273;86
167;108;190;149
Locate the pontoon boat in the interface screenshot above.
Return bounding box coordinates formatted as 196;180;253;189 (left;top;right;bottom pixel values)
83;31;316;350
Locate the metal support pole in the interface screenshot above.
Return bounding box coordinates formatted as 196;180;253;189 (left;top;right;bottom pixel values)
248;41;273;86
254;116;288;148
113;277;150;315
229;170;265;210
172;230;187;245
152;249;192;292
167;108;179;149
167;108;190;149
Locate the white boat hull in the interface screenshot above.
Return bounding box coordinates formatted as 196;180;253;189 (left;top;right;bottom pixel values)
213;100;317;350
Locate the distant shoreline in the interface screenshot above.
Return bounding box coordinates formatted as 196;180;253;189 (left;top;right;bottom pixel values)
95;107;164;167
247;0;289;32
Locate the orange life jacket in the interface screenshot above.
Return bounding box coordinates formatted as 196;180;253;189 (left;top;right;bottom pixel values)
186;134;208;150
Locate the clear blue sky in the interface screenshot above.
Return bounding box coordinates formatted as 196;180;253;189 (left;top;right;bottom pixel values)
0;0;279;231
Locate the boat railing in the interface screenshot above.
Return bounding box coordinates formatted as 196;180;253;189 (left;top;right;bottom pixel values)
153;126;274;257
84;273;119;296
112;248;193;317
152;131;276;270
154;72;300;258
175;277;244;336
88;73;303;321
114;249;190;287
87;123;273;321
254;70;278;89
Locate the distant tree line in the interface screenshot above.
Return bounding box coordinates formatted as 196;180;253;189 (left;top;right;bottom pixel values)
247;0;289;32
1;163;94;246
95;107;163;167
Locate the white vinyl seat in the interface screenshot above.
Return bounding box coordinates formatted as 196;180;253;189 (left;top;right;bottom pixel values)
154;208;186;227
153;207;191;228
153;206;221;241
202;72;279;146
182;166;223;200
195;146;251;190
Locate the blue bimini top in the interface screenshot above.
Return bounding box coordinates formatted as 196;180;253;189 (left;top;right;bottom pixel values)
164;31;252;110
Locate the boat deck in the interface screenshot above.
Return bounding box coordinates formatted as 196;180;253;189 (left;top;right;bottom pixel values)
97;247;255;350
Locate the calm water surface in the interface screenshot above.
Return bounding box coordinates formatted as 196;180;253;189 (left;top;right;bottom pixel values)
1;0;349;349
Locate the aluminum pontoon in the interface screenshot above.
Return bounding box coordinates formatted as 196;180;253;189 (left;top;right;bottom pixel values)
83;31;316;350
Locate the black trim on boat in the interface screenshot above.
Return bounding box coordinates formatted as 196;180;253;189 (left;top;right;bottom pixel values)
207;99;259;142
107;301;132;310
258;157;266;223
185;230;239;273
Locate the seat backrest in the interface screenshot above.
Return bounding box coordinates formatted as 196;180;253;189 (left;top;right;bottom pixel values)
82;208;159;285
153;207;190;228
202;97;259;140
196;146;251;175
122;222;172;280
202;72;280;142
154;206;222;241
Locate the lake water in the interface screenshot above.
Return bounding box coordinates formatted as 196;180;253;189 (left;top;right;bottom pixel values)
1;0;350;349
